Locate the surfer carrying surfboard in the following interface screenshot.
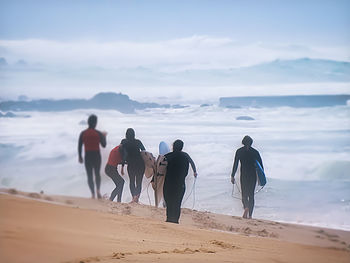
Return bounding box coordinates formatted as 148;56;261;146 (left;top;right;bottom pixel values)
121;128;146;203
231;135;264;219
163;139;197;224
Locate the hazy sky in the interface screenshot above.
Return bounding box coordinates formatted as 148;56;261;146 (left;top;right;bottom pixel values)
0;0;349;100
1;0;349;44
1;0;349;67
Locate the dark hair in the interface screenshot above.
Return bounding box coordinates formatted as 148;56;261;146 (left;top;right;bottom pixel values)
173;139;184;152
88;114;97;128
242;135;253;146
126;128;135;140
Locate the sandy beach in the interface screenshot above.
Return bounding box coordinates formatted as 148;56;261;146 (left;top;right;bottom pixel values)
0;188;349;263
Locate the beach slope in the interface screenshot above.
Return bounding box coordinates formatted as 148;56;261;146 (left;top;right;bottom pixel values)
0;190;349;263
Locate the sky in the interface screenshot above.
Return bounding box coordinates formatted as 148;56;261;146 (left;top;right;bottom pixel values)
1;0;350;44
0;0;349;100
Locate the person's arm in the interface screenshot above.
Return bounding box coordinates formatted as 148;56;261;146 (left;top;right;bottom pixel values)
98;130;107;148
138;140;146;151
120;139;128;164
185;153;197;177
78;131;84;163
256;151;263;170
231;149;240;182
118;145;125;175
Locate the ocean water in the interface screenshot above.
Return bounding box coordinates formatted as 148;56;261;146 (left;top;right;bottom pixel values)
0;105;349;230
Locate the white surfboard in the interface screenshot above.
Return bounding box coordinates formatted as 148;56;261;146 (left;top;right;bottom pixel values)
140;151;156;178
153;141;170;207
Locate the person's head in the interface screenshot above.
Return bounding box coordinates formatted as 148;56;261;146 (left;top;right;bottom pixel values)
242;135;253;147
126;128;135;140
88;114;97;129
173;139;184;152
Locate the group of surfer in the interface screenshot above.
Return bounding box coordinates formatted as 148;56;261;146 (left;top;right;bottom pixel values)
78;114;263;223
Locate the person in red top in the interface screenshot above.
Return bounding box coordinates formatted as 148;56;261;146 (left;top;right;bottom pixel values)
105;145;125;202
78;114;107;199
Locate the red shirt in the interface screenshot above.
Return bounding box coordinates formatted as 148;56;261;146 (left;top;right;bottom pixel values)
107;145;122;166
78;128;106;157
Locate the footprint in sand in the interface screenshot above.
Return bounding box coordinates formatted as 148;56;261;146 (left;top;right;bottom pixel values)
269;232;279;238
243;227;252;234
44;196;54;201
137;247;215;255
257;229;269;237
139;250;162;255
210;240;238;249
198;248;216;254
65;200;74;205
71;255;104;263
27;193;41;199
122;205;132;215
316;229;339;239
174;248;201;254
2;230;17;239
227;226;239;232
112;252;131;259
9;188;18;195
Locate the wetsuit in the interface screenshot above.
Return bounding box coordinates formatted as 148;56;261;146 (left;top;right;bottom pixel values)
163;151;196;223
78;128;106;196
105;146;124;202
121;138;145;198
231;146;263;218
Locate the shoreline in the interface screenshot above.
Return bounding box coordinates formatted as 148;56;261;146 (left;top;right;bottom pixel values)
2;187;349;232
1;188;350;242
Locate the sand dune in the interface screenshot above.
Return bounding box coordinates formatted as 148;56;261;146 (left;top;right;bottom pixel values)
0;188;349;263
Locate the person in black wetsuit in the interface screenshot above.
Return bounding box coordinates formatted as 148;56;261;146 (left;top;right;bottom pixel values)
163;140;197;224
120;128;145;203
78;114;107;199
231;135;263;219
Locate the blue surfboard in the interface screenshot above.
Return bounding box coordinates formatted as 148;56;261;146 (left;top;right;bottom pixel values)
255;160;267;186
159;141;170;155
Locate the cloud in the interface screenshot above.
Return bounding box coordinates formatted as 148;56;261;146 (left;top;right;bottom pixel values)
1;36;349;71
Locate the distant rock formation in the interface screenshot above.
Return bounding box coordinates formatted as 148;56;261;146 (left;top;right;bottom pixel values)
0;112;16;118
236;116;255;120
0;92;172;113
0;57;8;67
220;95;350;108
0;112;29;118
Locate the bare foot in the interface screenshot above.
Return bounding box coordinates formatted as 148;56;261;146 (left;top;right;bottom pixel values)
243;208;249;219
